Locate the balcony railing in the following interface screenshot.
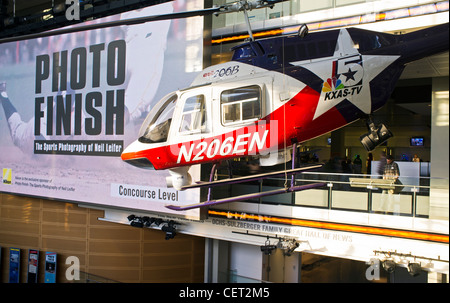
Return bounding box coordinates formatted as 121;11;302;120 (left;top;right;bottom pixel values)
213;170;449;218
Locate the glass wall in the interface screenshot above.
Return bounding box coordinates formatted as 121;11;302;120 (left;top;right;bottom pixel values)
210;160;447;218
212;0;376;29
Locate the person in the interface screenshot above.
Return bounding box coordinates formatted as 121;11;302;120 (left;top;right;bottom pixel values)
366;152;373;174
383;155;400;184
412;154;420;162
1;82;37;154
0;81;81;155
352;154;362;174
380;155;401;214
341;157;352;173
247;158;261;174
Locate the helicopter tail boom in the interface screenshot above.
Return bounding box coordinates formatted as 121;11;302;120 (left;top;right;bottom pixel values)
396;23;449;64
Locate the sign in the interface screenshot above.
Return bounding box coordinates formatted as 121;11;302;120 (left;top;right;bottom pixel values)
0;0;204;220
44;252;57;283
9;248;20;283
27;249;39;283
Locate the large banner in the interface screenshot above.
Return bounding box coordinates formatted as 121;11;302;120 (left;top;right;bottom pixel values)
0;0;204;220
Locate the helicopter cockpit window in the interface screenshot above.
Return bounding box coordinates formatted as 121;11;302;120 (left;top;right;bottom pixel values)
221;85;261;126
138;93;177;143
179;95;206;133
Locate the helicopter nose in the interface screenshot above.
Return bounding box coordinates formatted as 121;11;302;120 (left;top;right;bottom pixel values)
120;141;136;160
121;140;155;169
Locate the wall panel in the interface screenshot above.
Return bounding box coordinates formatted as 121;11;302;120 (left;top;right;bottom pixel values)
0;193;204;283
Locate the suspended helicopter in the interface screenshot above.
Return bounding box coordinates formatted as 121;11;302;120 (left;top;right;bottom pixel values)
3;1;447;211
118;1;448;210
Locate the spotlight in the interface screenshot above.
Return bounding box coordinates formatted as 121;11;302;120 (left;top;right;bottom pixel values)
142;216;155;227
161;220;177;240
282;240;299;256
260;239;277;255
53;3;66;14
298;24;309;38
360;120;393;151
127;214;143;228
260;245;277;255
382;259;396;273
407;262;422;277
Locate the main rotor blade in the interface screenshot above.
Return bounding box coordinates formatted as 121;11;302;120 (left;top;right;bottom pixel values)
0;0;291;44
0;7;221;44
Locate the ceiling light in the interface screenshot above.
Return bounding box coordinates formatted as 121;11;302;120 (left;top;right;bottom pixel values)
382;259;396;273
407;262;422;277
161;220;177;240
260;239;277;255
127;214;143;228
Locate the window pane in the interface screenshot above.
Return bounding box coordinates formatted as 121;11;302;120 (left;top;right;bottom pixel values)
180;113;193;132
336;0;366;6
223;103;241;124
221;86;260;103
183;95;203;112
299;0;333;12
139;93;177;143
242;98;260;120
179;95;205;132
221;85;261;125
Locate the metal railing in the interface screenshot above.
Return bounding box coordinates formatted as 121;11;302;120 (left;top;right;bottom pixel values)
71;271;120;283
213;171;449;218
223;270;271;283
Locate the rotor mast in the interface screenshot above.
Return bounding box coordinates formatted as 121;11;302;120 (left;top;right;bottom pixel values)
214;0;282;41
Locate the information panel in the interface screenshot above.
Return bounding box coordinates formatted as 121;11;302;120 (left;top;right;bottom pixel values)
44;252;57;283
27;249;39;283
0;0;204;219
9;248;20;283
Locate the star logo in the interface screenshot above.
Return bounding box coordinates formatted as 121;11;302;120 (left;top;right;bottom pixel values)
295;29;399;120
342;67;358;82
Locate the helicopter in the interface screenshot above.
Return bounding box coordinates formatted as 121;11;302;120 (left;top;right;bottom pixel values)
118;1;448;208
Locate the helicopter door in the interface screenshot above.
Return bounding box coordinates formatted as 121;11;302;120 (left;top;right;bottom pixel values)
175;88;211;140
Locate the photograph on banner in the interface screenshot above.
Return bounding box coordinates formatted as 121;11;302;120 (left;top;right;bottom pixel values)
0;0;203;219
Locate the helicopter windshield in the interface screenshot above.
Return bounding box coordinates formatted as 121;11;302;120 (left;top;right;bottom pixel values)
138;93;178;143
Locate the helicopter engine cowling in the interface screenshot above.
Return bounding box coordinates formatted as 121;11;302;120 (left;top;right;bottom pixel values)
259;149;292;166
166;167;192;191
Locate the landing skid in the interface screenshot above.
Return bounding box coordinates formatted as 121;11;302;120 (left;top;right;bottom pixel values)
166;182;325;211
181;165;322;190
166;143;325;211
